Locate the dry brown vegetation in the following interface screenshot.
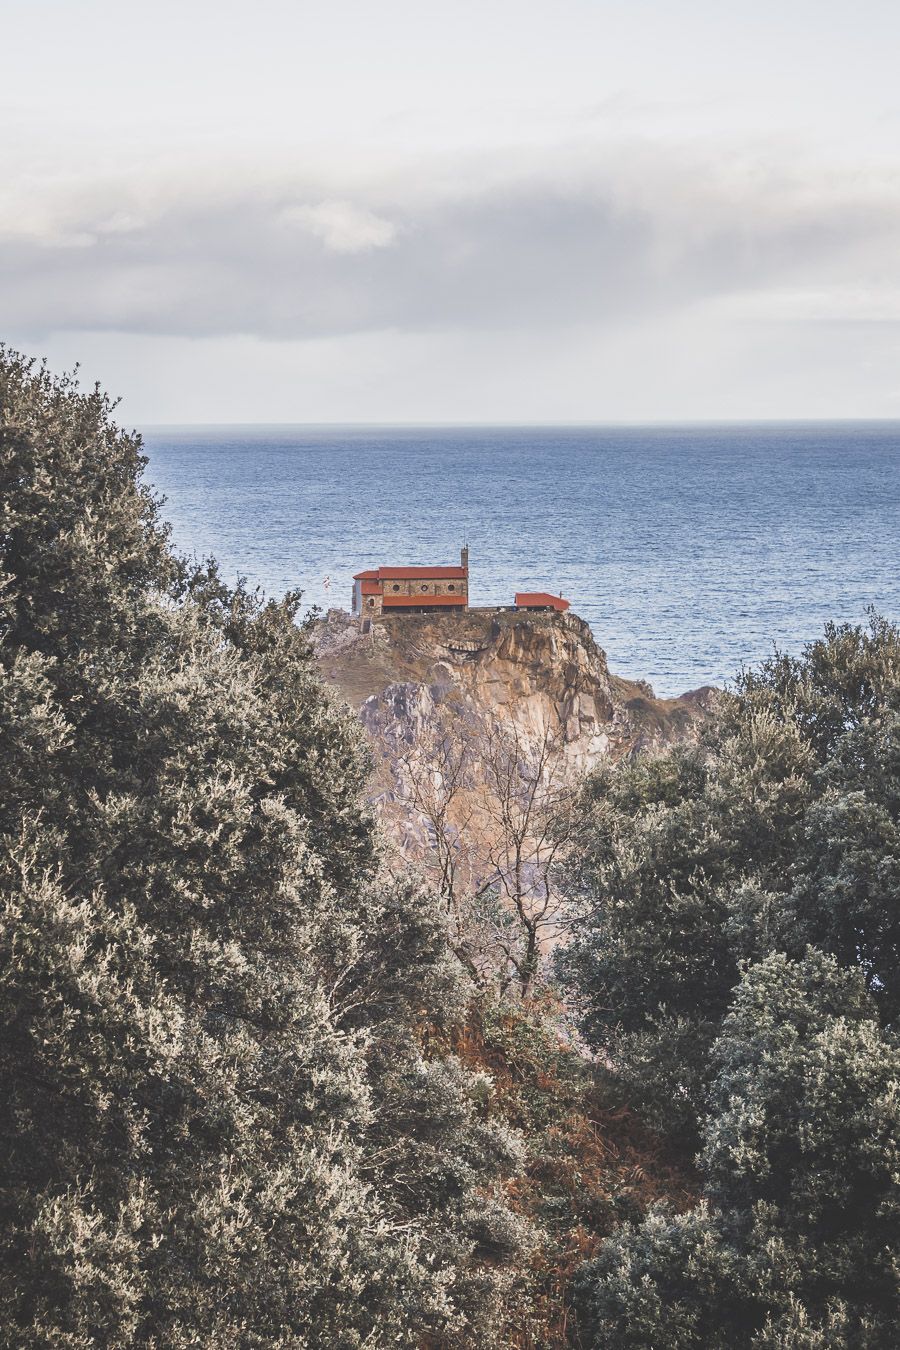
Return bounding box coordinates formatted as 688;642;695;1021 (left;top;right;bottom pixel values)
426;993;698;1347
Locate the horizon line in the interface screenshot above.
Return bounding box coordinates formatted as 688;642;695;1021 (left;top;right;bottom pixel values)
138;416;900;431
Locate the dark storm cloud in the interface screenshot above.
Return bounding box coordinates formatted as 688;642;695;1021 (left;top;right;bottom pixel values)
3;155;897;341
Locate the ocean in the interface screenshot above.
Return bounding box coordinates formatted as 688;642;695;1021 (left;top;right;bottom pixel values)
141;423;900;699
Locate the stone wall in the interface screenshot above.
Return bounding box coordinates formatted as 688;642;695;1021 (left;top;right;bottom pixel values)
381;575;467;602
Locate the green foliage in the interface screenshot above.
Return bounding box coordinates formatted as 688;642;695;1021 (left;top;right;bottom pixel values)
559;614;900;1141
443;994;696;1347
0;349;526;1346
7;346;896;1347
576;951;900;1347
562;616;900;1344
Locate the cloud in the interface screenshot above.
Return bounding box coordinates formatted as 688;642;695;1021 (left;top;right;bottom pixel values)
3;145;900;343
280;200;398;254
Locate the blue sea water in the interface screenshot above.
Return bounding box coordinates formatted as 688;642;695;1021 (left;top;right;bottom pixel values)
141;424;900;699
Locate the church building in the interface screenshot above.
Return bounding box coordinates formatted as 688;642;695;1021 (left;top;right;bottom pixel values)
352;546;469;618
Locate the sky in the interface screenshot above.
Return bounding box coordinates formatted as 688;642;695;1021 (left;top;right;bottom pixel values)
3;0;900;422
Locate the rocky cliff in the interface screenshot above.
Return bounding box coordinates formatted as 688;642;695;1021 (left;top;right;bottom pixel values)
312;607;714;877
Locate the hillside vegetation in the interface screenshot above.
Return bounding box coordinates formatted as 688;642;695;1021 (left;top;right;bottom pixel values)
561;613;900;1345
0;351;533;1346
1;349;897;1347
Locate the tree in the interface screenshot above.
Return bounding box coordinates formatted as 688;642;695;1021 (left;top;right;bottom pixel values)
576;951;900;1347
397;709;573;999
476;721;573;999
558;615;900;1141
395;708;482;972
0;349;527;1346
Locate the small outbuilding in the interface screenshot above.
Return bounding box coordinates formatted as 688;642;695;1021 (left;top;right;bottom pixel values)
514;591;570;613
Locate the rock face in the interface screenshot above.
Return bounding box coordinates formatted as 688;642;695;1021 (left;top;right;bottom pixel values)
312;607;714;852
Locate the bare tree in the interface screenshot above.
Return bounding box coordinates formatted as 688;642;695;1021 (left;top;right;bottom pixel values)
393;711;487;979
396;709;575;999
398;722;474;908
475;719;573;998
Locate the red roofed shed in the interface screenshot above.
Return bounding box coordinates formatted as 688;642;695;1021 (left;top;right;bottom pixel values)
514;592;570;613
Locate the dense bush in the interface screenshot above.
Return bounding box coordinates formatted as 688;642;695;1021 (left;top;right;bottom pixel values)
561;616;900;1345
559;615;900;1142
576;951;899;1347
0;350;527;1346
442;991;696;1347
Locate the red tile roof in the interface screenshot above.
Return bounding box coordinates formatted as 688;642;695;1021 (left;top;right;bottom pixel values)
379;565;467;580
355;565;467;581
382;593;467;608
515;592;570;611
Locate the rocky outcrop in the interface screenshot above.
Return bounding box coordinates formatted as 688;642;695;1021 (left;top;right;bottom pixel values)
313;607;716;979
312;606;714;832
